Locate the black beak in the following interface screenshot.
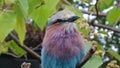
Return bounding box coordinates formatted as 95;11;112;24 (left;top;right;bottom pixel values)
68;16;80;22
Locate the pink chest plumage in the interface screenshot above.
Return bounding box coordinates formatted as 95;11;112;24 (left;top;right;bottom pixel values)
42;23;85;58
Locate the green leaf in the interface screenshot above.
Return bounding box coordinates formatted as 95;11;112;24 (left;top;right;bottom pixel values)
27;0;41;14
44;0;59;10
85;42;92;53
97;43;102;50
98;31;108;35
15;16;26;44
0;42;9;54
0;12;16;42
81;0;92;3
30;5;50;30
44;0;59;16
14;3;24;17
105;0;114;6
30;0;58;30
107;8;120;25
4;0;15;5
98;0;114;11
17;0;29;15
83;55;103;68
65;6;83;18
14;4;26;44
107;48;120;61
0;0;2;5
9;40;26;55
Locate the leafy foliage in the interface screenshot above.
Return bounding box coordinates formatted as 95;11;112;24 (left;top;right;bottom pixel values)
65;6;83;18
17;0;29;15
0;0;120;68
28;0;41;14
30;5;50;30
107;48;120;61
44;0;59;10
15;16;26;44
30;0;59;30
98;0;114;11
0;42;9;54
83;55;103;68
8;40;26;55
107;7;120;25
14;3;26;44
0;12;16;42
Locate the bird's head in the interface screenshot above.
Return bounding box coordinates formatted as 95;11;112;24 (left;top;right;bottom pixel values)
46;10;80;35
48;10;80;26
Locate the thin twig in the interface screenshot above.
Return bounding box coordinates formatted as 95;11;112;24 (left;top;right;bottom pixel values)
63;0;72;6
9;33;41;60
93;23;120;33
95;0;99;19
6;53;23;58
63;0;107;17
32;43;42;50
2;0;6;10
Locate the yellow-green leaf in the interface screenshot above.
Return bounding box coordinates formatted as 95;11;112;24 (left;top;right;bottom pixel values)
30;5;50;30
0;12;16;42
27;0;41;14
65;6;83;18
85;41;92;53
107;8;120;25
98;0;114;11
44;0;59;10
107;48;120;61
17;0;29;15
0;42;9;54
15;16;26;44
83;55;103;68
9;40;26;55
14;4;26;44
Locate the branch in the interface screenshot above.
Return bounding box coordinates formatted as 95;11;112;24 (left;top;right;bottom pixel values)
9;33;41;60
32;43;42;50
6;53;23;58
95;0;99;18
76;45;97;68
2;0;6;10
92;23;120;33
80;10;107;17
63;0;72;6
62;0;107;17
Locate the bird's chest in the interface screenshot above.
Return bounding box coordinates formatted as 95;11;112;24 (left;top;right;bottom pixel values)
43;29;83;58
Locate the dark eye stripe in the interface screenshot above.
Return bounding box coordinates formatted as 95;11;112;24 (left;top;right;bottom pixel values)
53;19;67;24
56;19;65;22
52;16;79;24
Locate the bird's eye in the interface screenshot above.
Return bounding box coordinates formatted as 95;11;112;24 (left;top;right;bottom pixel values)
56;19;63;22
51;19;63;24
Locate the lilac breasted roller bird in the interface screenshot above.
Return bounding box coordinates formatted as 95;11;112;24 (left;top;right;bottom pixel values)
41;10;86;68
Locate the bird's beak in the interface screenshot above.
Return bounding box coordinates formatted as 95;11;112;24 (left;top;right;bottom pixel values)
68;16;80;22
72;16;80;21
